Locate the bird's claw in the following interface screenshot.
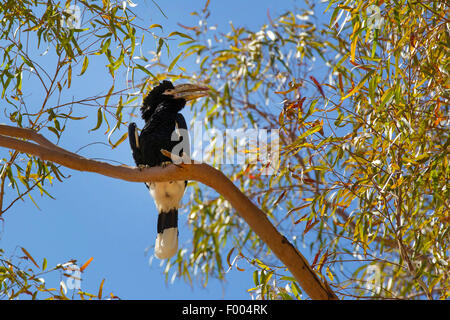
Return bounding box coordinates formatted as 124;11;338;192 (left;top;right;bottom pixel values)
160;161;171;168
138;164;149;171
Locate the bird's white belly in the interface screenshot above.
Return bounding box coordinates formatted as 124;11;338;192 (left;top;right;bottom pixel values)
148;181;185;212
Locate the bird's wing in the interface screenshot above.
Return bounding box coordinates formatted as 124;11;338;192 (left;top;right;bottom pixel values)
128;122;143;165
175;113;190;158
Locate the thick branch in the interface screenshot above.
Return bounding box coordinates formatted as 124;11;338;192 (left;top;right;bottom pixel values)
0;124;337;300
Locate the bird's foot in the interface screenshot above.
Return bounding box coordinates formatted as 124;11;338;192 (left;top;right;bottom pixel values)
160;161;172;168
138;164;150;171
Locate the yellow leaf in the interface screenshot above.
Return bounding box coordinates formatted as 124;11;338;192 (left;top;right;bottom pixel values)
149;24;163;30
168;52;183;72
275;86;298;95
326;267;334;281
104;85;115;107
79;56;89;76
21;247;39;269
67;64;72;88
351;34;358;62
341;70;374;100
167;31;193;41
80;257;93;272
391;162;400;172
349;19;360;61
111;131;128;149
98;279;105;300
390;176;404;190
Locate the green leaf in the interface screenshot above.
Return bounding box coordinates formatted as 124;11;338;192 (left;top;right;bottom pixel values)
379;87;394;109
149;24;163;30
113;51;125;70
79;56;89;76
341;69;375;100
90;107;103;132
295;123;323;142
110;131;128;149
100;38;111;54
168;52;183;72
156;38;164;56
47;126;60;138
253;270;259;286
60;113;88;120
104;85;115;107
291;281;302;299
67;64;72;89
167;31;194;41
135;64;156;80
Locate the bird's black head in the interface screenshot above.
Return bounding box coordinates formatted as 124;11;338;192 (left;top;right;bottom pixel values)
141;80;210;122
141;80;175;122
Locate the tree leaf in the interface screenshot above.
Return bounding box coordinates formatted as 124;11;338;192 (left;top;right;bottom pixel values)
341;70;375;100
20;247;39;269
167;31;194;41
110;131;128;149
98;278;105;300
79;56;89;76
168;52;183;72
149;24;163;30
80;257;93;272
90;107;103;132
135;64;156;80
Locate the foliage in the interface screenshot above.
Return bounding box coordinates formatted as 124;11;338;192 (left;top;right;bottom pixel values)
0;248;114;299
0;0;448;299
152;0;449;299
0;0;171;299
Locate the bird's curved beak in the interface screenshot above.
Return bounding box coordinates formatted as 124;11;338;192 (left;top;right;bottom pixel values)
163;83;210;101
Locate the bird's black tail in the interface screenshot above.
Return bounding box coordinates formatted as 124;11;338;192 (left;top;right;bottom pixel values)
155;208;178;259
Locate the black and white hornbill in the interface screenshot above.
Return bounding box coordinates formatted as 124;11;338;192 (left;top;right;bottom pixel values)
128;80;209;259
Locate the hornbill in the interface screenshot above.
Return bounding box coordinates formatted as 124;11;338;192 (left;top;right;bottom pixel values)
128;80;209;259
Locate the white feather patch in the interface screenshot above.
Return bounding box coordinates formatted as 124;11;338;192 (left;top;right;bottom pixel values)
155;228;178;259
148;180;185;212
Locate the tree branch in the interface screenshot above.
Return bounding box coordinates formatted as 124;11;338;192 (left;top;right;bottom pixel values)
0;124;337;300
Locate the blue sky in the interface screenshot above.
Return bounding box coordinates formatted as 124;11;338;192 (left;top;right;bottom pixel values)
0;0;333;299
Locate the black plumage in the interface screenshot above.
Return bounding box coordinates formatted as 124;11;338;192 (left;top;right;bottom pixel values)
128;80;208;259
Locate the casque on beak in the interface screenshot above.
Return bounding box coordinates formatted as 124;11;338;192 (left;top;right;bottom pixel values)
163;83;210;101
